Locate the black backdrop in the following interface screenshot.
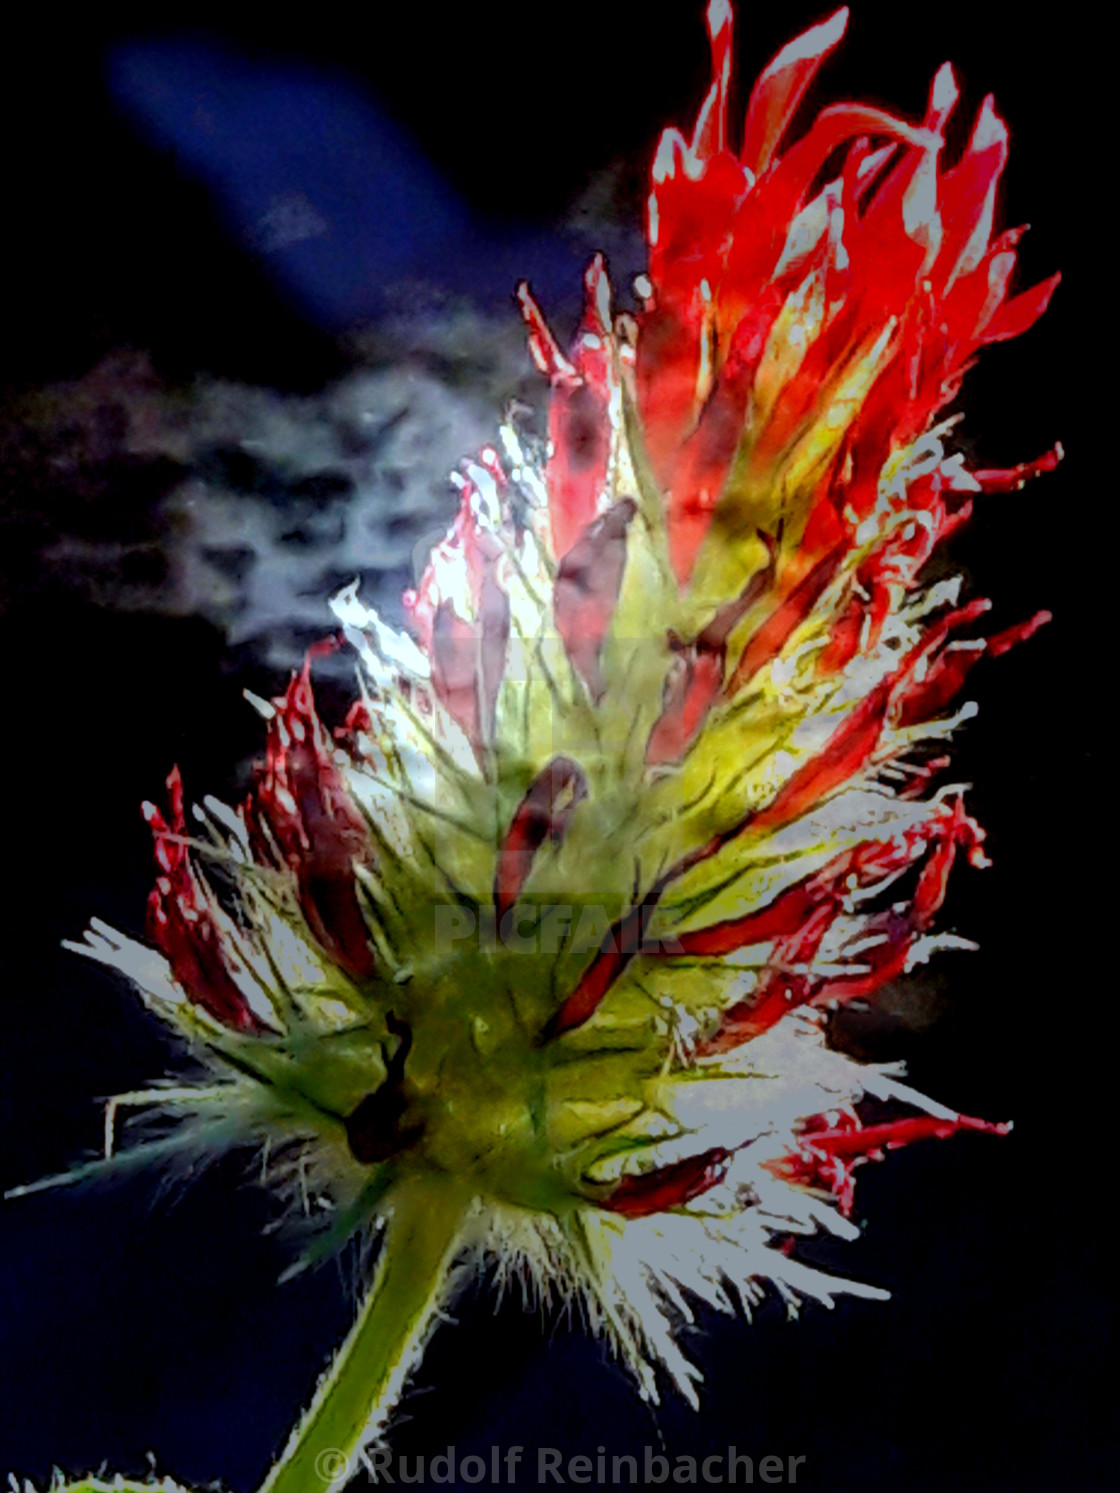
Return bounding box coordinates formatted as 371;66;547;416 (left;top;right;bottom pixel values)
0;3;1105;1490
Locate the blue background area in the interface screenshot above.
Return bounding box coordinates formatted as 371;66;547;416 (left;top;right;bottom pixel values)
106;35;472;323
103;34;602;328
0;2;1103;1490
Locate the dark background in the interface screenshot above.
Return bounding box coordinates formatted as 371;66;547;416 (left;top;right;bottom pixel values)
0;2;1106;1490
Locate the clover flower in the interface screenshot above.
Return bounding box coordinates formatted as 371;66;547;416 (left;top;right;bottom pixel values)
61;2;1058;1484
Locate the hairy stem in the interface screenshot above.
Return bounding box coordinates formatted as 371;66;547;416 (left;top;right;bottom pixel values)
260;1173;469;1493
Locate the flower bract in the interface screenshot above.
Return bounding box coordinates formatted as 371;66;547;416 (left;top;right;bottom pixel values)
69;0;1059;1421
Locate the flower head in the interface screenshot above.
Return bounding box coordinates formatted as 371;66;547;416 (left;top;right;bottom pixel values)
69;0;1057;1418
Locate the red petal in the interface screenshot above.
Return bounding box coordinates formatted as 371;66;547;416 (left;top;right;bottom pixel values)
894;608;1050;729
430;584;511;757
723;103;932;321
750;676;893;833
634;303;707;492
700;900;840;1052
699;797;981;1051
673;828;916;963
553;499;636;699
766;1111;1007;1215
810;802;979;1007
810;914;913;1005
604;1146;731;1218
536;257;616;561
817;593;865;675
517;281;576;385
494;757;588;924
548;379;613;561
662;282;787;582
542;904;643;1043
912;796;971;923
974;444;1062;493
648;147;749;315
690;0;734;162
646;645;724;765
729;544;846;692
937;99;1007;277
985;608;1051;657
680;861;833;965
748;597;990;830
798;1111;1008;1161
741;7;849;176
430;602;484;748
892;640;984;729
246;661;376;981
981;271;1061;343
645;560;773;767
145;769;266;1033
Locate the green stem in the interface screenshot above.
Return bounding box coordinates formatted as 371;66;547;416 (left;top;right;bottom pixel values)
259;1173;469;1493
